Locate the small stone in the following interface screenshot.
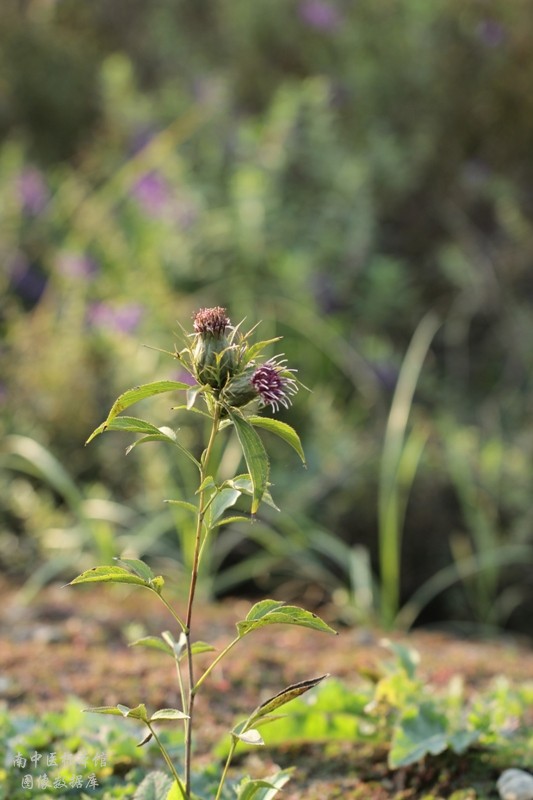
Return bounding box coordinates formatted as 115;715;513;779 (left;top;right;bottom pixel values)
497;769;533;800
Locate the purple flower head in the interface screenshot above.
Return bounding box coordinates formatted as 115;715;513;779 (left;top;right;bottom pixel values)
299;0;342;32
132;171;171;217
56;252;98;280
476;19;506;48
87;302;144;335
251;358;299;413
193;306;231;337
18;168;48;215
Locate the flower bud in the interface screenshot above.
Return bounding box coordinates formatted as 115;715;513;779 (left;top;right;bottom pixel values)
222;358;298;413
192;307;237;389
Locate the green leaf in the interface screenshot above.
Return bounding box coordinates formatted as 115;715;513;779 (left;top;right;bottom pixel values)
229;475;280;511
236;600;337;638
190;641;216;657
236;769;293;800
137;731;154;747
133;770;173;800
389;703;454;768
247;416;306;465
115;557;155;583
241;337;282;366
149;708;189;722
235;729;264;746
212;515;250;528
228;412;270;513
125;428;201;469
86;381;191;443
247;675;329;727
117;703;149;722
208;487;241;525
165;499;198;514
70;566;150;589
83;706;124;717
129;636;174;657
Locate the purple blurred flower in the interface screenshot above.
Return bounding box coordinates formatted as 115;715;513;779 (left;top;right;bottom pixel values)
476;19;506;48
132;171;171;217
9;254;47;308
18;168;48;215
56;253;98;280
87;302;144;335
299;0;342;31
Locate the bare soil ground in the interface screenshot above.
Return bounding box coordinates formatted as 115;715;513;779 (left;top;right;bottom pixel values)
1;578;532;798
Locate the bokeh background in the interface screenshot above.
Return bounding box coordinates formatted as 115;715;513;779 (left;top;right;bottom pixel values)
2;0;533;635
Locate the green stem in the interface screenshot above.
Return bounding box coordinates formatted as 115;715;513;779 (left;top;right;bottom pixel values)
155;591;187;633
194;636;240;693
214;737;238;800
148;723;188;800
184;403;221;794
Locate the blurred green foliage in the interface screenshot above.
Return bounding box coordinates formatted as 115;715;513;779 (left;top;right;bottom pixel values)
2;0;533;632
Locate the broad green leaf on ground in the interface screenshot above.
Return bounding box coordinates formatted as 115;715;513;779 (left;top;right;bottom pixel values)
228;411;269;514
247;416;306;465
236;599;337;638
389;702;478;768
69;565;164;594
247;675;329;727
86;381;191;443
133;770;173;800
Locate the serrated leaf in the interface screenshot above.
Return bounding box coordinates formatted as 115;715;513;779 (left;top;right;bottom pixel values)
86;381;191;443
70;566;151;589
247;675;329;727
129;636;174;657
228;412;269;514
83;706;124;717
115;557;155;582
247;416;306;465
235;729;264;746
149;708;189;722
236;600;337;638
133;770;173;800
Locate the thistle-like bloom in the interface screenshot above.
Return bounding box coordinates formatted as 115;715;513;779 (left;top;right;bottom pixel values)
251;358;299;412
193;307;230;337
192;306;236;389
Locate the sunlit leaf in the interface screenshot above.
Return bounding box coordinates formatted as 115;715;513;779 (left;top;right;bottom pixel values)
228;412;269;513
235;729;264;746
70;566;150;589
149;708;189;722
117;703;148;722
236;600;337;638
86;381;191;443
133;770;172;799
83;706;124;717
115;557;155;583
247;675;329;727
212;515;250;528
165;499;198;514
247;416;306;465
129;636;174;657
